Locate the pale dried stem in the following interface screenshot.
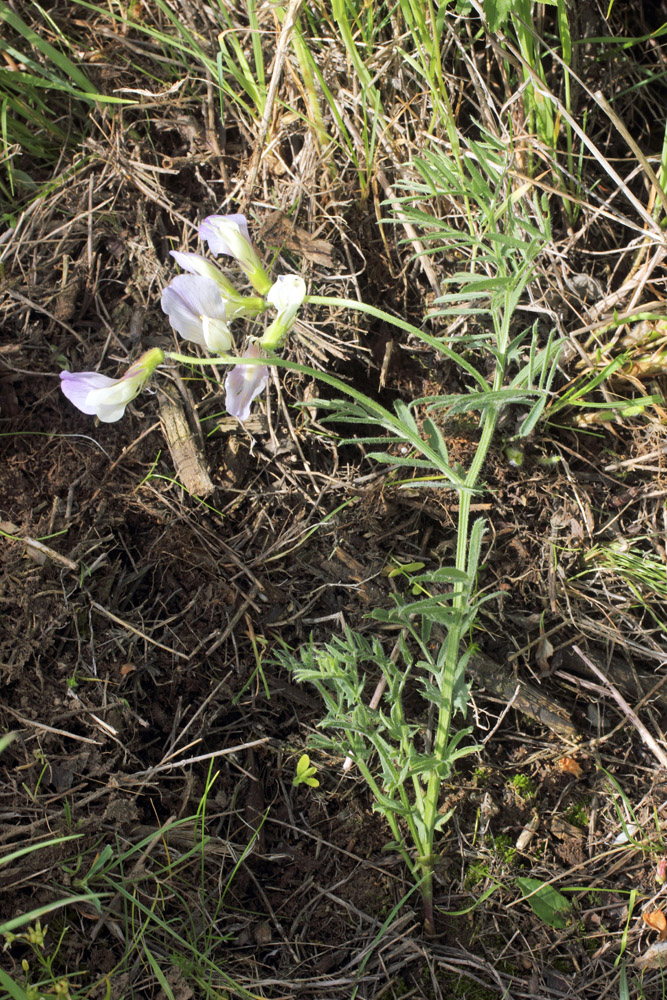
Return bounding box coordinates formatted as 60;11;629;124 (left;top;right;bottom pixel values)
243;0;304;203
574;644;667;771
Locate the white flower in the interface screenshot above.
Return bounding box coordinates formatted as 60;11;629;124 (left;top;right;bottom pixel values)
260;275;306;350
160;274;233;353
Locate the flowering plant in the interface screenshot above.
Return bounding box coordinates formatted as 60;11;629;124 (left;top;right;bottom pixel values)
56;149;559;935
60;214;306;423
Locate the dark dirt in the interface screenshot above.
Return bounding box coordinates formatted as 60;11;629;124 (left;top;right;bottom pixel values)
3;317;666;997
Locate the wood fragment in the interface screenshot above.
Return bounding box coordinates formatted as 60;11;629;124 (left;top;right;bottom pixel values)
259;210;336;269
217;414;268;435
158;386;215;497
470;652;577;739
636;942;667;970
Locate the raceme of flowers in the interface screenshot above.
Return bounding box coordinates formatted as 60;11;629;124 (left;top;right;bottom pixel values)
59;214;306;423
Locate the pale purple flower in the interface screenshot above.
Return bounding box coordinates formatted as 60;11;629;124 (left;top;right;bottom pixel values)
199;214;251;256
161;274;233;353
199;214;271;295
170;251;239;299
60;348;164;422
225;343;269;421
169;251;265;319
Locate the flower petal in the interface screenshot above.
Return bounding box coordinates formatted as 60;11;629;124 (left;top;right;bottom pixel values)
265;274;306;313
87;379;139;422
170;250;241;301
161;284;205;346
225;344;269;421
60;371;118;415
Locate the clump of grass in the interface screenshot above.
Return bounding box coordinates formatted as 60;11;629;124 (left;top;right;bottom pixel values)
1;789;257;999
579;538;667;635
0;1;131;213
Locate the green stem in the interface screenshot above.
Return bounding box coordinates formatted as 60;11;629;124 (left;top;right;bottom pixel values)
352;755;419;880
417;298;512;927
164;349;467;488
304;296;491;390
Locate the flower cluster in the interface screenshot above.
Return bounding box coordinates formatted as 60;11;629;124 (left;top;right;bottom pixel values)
59;214;306;423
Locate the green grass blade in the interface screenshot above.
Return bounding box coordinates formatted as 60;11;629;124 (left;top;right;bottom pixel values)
0;893;103;934
0;834;82;868
0;2;93;92
0;968;31;1000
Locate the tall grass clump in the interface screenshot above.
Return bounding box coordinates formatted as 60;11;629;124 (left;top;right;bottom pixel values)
0;1;130;212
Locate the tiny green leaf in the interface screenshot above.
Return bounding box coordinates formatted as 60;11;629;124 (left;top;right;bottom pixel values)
516;877;573;928
294;753;319;788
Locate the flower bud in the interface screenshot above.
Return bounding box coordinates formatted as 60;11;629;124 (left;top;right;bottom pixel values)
260;275;306;351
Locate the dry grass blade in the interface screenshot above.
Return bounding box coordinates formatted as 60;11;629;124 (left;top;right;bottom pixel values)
574;644;667;770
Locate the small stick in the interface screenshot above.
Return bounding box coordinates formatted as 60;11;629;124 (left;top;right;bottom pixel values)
129;737;271;777
3;704;101;745
22;537;79;571
90;601;189;659
593;90;667;219
573;644;667;770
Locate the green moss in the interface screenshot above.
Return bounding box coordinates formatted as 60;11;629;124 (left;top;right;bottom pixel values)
472;766;490;788
493;833;517;865
565;801;589;829
509;773;537;801
552;957;572;974
465;859;490;889
440;972;499;999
